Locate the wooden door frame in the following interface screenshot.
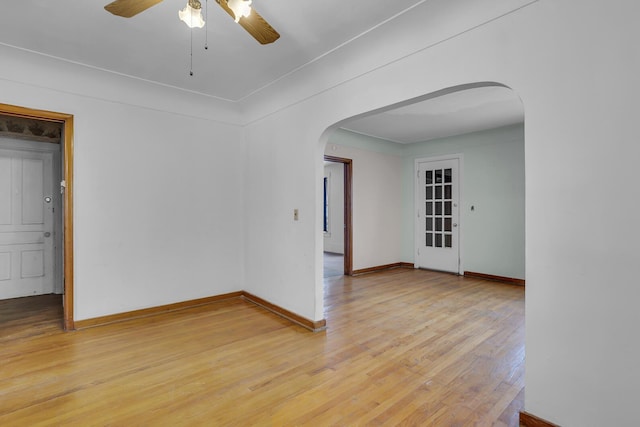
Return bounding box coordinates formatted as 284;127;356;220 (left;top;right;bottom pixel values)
0;103;74;330
324;155;353;275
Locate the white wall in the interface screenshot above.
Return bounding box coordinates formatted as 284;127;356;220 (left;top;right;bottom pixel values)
323;162;344;254
0;44;246;321
242;1;640;425
243;112;322;320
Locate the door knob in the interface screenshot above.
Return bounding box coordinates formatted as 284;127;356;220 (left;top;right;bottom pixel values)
453;223;458;227
44;232;51;237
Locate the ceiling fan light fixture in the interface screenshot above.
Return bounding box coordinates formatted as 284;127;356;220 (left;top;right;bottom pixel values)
179;0;205;28
227;0;252;23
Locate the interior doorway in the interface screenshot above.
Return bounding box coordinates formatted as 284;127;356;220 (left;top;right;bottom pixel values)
0;103;74;330
0;138;62;298
323;155;352;276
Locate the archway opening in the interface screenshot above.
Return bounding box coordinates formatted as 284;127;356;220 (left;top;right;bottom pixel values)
317;81;526;421
319;82;525;282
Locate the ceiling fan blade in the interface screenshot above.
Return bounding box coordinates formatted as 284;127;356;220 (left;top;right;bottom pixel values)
104;0;164;18
216;0;280;45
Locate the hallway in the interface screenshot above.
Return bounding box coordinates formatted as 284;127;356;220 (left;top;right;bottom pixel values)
323;252;344;278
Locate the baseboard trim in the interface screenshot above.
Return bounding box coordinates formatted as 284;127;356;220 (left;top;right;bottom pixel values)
73;290;327;333
241;292;327;332
353;262;415;275
74;292;244;330
519;411;560;427
464;271;525;286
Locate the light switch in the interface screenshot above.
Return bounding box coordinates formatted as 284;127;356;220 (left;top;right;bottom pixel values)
294;209;299;221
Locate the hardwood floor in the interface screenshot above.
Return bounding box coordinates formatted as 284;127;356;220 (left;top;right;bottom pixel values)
0;294;63;341
0;269;524;426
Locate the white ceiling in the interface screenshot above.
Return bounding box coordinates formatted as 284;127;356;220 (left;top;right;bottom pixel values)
1;1;524;141
0;0;424;101
341;86;524;144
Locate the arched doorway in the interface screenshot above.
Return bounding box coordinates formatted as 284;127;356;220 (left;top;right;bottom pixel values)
320;82;525;283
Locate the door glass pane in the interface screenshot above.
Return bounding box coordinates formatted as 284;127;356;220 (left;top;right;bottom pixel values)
444;218;452;231
435;186;442;199
421;162;456;255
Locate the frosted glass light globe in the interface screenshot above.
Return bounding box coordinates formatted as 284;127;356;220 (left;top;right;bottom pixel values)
179;0;205;28
228;0;252;23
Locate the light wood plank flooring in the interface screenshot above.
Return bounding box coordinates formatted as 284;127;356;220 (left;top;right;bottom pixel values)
0;269;524;426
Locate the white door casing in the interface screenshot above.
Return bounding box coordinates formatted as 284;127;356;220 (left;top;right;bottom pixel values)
415;155;462;274
0;146;56;299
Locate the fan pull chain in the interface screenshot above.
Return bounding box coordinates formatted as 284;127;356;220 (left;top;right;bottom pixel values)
189;26;194;76
205;0;209;50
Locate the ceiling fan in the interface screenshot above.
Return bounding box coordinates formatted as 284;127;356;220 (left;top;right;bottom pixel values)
104;0;280;45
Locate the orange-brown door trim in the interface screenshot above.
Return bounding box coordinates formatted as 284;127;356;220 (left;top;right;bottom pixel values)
324;155;353;276
0;103;75;330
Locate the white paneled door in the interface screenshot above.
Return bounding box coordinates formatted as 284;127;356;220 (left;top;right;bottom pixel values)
416;157;460;274
0;148;55;299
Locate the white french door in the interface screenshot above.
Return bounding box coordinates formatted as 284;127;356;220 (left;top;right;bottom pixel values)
0;148;55;299
415;157;460;274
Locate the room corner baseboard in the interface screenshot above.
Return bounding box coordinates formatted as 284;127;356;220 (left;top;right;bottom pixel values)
353;262;415;275
464;271;525;286
519;411;560;427
73;291;326;333
73;292;243;330
241;292;327;332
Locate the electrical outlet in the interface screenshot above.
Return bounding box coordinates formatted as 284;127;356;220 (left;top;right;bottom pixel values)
294;209;299;221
